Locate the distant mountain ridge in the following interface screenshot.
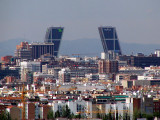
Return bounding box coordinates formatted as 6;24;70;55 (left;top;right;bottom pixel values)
0;38;159;58
60;38;160;56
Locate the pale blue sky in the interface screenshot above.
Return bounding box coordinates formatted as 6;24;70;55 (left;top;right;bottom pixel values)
0;0;160;44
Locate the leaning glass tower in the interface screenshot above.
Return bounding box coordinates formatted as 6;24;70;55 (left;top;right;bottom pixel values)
45;27;64;57
98;26;122;59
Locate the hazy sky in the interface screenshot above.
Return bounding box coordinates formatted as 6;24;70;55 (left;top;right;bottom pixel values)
0;0;160;44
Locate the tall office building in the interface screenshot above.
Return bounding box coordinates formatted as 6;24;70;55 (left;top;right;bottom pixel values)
15;42;32;60
30;43;54;59
98;60;118;74
44;27;64;57
98;26;122;59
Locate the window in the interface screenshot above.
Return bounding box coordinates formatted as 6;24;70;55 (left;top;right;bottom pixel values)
115;40;120;50
102;28;114;39
105;40;114;50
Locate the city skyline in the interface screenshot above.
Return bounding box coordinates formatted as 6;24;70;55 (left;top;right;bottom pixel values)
1;1;160;119
0;0;160;45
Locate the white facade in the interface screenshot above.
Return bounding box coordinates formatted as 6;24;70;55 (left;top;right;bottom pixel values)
21;61;41;72
138;76;153;80
101;52;106;59
58;68;71;83
105;103;133;120
52;99;92;118
99;74;108;80
155;49;160;57
20;61;41;81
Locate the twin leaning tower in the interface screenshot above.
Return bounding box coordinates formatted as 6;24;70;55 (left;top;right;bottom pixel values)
45;26;122;59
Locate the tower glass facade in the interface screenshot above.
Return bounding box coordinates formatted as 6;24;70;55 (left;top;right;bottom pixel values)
98;26;122;59
45;27;64;57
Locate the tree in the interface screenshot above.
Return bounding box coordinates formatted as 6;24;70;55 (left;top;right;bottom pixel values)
133;109;141;120
70;113;74;119
55;110;60;118
73;113;81;119
116;111;118;120
47;110;54;120
118;114;123;120
108;112;113;120
133;109;154;120
55;105;73;119
146;114;154;120
61;105;72;118
102;114;108;120
62;106;67;117
96;113;101;118
123;112;130;120
0;112;11;120
65;105;71;118
154;112;160;118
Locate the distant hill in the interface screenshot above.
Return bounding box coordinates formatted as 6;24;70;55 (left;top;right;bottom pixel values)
59;38;103;57
59;38;160;56
0;38;159;58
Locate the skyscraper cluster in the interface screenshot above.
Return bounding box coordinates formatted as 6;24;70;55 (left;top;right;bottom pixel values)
15;26;121;60
15;27;64;60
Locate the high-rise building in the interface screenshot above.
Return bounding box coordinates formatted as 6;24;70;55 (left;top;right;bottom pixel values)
30;43;54;60
98;26;122;59
14;42;32;60
98;60;118;74
44;27;64;57
20;61;40;82
59;68;71;83
130;56;160;68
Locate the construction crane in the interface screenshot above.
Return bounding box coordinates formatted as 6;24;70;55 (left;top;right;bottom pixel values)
0;84;28;120
21;84;35;120
0;85;33;120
